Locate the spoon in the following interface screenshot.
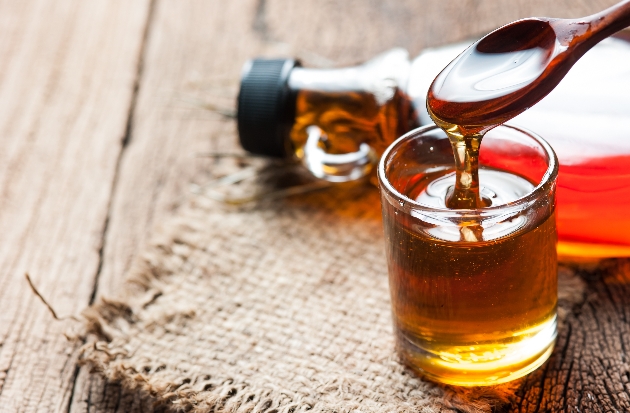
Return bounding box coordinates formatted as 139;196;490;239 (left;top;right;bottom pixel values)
427;0;630;135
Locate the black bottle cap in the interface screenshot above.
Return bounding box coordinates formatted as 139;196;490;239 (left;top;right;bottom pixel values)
237;58;301;158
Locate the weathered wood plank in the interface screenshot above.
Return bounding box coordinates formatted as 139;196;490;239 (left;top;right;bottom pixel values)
77;0;263;301
69;0;623;411
511;262;630;412
0;1;150;412
263;0;622;64
69;0;265;410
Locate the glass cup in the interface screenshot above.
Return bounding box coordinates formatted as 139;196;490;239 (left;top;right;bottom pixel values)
378;124;558;386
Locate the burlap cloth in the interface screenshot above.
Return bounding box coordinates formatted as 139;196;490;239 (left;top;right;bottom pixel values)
78;162;586;413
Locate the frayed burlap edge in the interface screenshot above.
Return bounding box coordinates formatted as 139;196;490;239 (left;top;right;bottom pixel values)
72;188;590;413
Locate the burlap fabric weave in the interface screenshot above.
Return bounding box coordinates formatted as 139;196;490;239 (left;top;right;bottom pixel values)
78;165;585;413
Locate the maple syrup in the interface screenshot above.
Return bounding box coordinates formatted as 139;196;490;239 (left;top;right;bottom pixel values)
290;89;413;159
389;22;562;385
286;52;417;180
379;125;558;385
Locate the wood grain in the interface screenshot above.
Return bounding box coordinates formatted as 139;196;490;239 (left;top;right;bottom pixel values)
69;0;264;410
0;0;625;411
0;0;150;412
512;262;630;412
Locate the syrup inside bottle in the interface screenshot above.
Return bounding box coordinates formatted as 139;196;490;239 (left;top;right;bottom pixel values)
286;49;418;177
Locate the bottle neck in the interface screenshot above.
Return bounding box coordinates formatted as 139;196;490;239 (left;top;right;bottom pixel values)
288;66;366;92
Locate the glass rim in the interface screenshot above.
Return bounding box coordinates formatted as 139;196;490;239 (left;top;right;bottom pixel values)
378;123;559;215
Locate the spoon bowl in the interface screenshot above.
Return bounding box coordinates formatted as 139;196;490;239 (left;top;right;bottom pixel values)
428;0;630;135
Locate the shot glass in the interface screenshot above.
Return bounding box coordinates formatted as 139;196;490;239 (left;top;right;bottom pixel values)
378;124;558;386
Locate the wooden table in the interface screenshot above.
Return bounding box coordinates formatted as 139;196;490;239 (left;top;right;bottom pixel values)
1;1;625;411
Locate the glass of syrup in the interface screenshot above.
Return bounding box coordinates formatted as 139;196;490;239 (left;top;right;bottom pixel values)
378;124;558;386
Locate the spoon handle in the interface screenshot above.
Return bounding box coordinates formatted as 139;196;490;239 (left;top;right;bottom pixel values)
589;0;630;37
548;0;630;63
568;0;630;47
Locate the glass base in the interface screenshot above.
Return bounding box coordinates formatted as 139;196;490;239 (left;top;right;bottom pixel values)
396;316;557;386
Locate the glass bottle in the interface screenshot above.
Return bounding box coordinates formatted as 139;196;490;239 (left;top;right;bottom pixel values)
237;49;418;182
236;34;630;258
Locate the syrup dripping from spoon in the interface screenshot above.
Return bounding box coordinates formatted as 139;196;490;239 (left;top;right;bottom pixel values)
427;0;630;209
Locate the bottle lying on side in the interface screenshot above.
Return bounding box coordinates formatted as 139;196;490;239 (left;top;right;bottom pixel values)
236;33;630;259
